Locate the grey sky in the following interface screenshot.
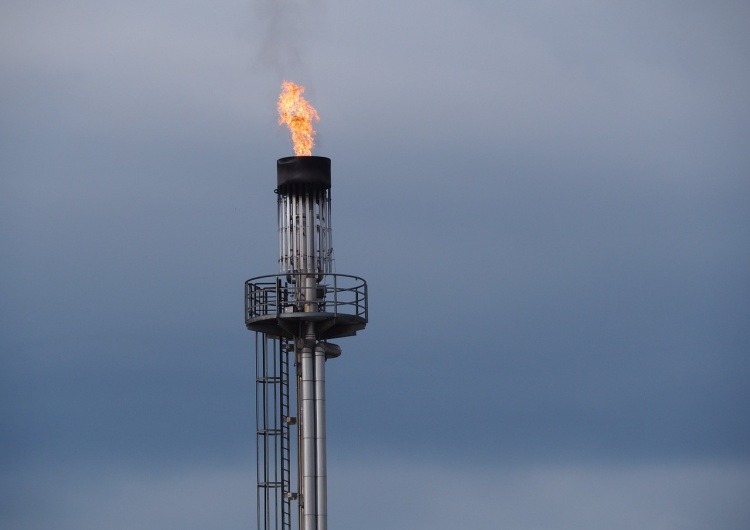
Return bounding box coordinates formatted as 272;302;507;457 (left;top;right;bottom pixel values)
2;0;749;528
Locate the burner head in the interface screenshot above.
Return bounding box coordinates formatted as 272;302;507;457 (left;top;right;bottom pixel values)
277;156;331;191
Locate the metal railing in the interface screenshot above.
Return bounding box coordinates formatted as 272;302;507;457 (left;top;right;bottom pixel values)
245;273;368;324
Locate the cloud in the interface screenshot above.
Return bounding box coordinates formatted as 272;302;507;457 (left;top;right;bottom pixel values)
328;458;750;530
1;463;254;530
4;457;747;530
2;0;749;528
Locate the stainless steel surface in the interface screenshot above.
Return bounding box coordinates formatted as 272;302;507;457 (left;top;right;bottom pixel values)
314;344;328;530
300;327;316;530
278;184;333;277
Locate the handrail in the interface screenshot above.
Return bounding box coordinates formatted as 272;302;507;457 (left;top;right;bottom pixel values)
245;273;368;325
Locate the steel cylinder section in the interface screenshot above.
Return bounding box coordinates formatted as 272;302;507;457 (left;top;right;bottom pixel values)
314;343;328;530
304;275;317;313
298;335;339;530
277;157;333;277
300;336;317;530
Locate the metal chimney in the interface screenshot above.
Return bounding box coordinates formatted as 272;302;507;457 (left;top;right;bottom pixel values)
246;156;368;530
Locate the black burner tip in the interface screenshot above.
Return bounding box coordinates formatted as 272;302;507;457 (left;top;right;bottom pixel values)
277;156;331;190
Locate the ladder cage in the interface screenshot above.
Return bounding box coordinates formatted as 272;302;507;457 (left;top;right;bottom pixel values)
256;333;296;530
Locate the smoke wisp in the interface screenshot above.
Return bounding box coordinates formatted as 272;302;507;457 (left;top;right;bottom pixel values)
253;0;325;79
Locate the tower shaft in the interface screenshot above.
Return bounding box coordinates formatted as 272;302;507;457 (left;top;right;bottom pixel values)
246;156;367;530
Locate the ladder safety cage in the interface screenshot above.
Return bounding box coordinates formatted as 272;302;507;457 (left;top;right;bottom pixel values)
256;334;295;530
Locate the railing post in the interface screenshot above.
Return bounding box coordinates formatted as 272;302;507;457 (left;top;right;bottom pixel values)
361;281;366;321
333;275;338;318
275;278;281;317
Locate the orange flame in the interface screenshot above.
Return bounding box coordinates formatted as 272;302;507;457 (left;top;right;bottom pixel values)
277;81;319;156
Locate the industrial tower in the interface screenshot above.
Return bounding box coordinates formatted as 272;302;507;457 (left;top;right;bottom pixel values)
245;156;368;530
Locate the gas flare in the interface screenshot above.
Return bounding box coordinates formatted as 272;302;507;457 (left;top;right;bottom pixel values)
277;81;319;156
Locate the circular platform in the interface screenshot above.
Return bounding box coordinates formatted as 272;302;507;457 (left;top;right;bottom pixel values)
245;273;368;340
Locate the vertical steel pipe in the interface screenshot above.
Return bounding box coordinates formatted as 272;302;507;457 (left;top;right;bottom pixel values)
314;343;328;530
300;325;317;530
